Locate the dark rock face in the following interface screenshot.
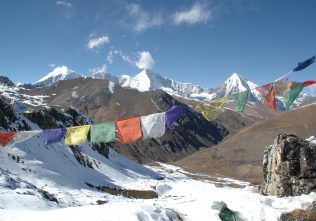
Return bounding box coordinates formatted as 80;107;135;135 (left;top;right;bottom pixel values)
261;134;316;196
0;76;15;87
0;96;17;130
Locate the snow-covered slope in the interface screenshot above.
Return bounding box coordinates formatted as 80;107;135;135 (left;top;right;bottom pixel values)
34;66;82;86
1;162;315;221
0;98;162;209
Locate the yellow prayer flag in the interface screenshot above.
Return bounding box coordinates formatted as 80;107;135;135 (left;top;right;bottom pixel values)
196;104;222;121
65;125;91;145
274;82;292;96
209;96;229;108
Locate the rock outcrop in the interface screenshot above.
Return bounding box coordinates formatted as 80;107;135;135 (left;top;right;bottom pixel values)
0;76;15;87
261;134;316;196
280;201;316;221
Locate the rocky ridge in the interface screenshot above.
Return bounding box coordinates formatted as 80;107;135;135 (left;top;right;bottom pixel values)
261;134;316;197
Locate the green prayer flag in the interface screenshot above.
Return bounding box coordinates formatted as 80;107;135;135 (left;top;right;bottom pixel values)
91;121;116;144
284;82;305;109
232;91;248;112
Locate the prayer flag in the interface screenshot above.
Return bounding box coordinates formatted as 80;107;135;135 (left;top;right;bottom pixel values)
43;128;66;145
304;80;316;87
196;104;222;121
196;97;229;121
141;112;166;139
0;132;16;147
209;96;229;108
91;122;116;144
116;117;142;143
14;130;42;143
165;105;187;128
284;82;305;109
65;125;91;145
274;81;292;96
232;91;249;112
293;55;315;72
256;83;276;111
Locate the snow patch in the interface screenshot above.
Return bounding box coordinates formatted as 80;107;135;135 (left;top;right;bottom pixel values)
108;81;115;94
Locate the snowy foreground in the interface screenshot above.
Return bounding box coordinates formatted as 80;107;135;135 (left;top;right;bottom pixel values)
1;160;315;221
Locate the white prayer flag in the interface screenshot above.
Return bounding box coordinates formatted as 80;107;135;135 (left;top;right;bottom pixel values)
14;130;42;143
141;112;166;139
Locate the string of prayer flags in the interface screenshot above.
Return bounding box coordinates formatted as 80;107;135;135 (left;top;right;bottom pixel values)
231;91;249;112
293;55;315;72
256;83;276;111
141;112;166;139
14;130;42;143
116;117;142;144
0;132;16;147
65;125;91;145
166;105;187;128
196;103;222;121
90;122;116;144
43;128;66;145
284;82;304;109
274;71;293;83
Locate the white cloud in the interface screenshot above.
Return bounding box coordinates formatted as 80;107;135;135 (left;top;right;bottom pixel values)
126;3;163;32
107;49;154;69
48;64;56;68
87;35;110;50
107;50;114;65
110;50;134;65
135;51;155;69
89;64;107;75
56;1;72;7
127;3;141;16
173;3;212;25
56;1;74;20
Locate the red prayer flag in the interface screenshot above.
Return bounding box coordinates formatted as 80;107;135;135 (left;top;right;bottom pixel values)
0;132;16;147
304;80;316;87
256;83;277;112
116;117;142;144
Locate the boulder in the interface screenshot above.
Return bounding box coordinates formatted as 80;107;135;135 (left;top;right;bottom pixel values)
260;134;316;196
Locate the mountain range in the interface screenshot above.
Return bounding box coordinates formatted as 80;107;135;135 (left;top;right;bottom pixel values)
1;66;315;170
1;65;316;219
35;66;263;101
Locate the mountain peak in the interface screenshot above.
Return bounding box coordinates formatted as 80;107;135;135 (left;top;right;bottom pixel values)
214;73;259;100
223;73;248;94
35;65;82;86
0;76;15;87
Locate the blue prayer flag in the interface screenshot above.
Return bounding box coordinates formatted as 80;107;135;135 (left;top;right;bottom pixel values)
293;55;315;72
43;128;66;145
166;105;187;128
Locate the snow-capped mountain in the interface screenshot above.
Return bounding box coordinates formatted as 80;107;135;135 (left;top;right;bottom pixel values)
92;69;214;100
93;70;264;102
34;65;82;86
215;73;260;101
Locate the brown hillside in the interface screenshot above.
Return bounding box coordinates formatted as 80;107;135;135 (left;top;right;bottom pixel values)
176;104;316;183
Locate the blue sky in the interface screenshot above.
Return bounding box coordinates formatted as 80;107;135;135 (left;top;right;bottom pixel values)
0;0;315;88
